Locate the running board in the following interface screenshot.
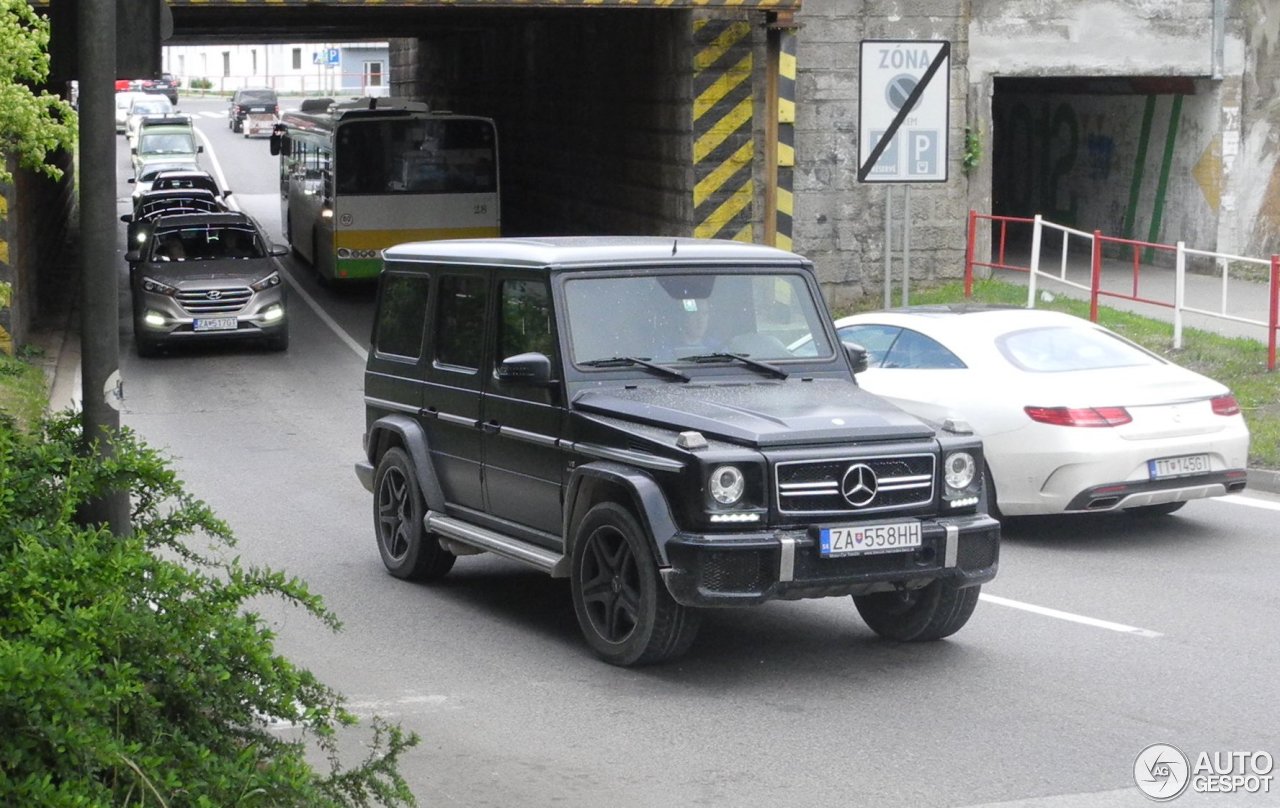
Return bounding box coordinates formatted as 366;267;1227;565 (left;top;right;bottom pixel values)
425;512;568;577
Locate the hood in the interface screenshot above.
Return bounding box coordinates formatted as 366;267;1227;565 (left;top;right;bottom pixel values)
572;378;936;448
143;257;278;286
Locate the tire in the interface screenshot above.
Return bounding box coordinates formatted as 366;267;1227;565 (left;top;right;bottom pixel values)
266;329;289;352
1124;501;1187;517
570;502;701;666
854;580;980;642
134;336;161;358
373;448;455;581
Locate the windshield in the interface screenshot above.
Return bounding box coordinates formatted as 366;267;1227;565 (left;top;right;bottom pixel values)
139;133;195;155
150;224;265;262
333;118;497;195
563;272;833;366
997;326;1165;372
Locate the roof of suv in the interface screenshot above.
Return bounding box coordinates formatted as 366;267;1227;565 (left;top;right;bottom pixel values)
383;236;808;270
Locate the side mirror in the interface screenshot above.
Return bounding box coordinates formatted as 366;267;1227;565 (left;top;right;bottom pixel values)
270;244;289;256
125;250;141;263
120;214;133;223
843;341;869;374
197;145;204;153
130;147;137;155
497;352;553;386
223;190;233;198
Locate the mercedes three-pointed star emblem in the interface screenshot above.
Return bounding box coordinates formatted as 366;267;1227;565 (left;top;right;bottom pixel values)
841;463;878;507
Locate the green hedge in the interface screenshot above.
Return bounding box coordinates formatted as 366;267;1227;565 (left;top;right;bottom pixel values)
0;412;418;806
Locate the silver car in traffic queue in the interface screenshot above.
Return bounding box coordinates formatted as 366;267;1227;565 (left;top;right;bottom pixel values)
126;212;290;356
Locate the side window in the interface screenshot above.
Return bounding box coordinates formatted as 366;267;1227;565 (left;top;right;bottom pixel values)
435;274;488;369
837;324;900;368
374;274;431;358
880;328;966;369
498;279;555;364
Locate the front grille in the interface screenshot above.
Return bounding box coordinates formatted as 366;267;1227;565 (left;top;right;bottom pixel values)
178;286;252;314
776;453;935;515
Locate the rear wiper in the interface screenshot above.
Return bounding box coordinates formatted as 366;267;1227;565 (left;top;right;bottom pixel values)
580;356;690;382
676;352;789;380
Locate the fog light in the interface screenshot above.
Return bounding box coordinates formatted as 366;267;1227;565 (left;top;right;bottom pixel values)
143;311;165;327
262;305;284;322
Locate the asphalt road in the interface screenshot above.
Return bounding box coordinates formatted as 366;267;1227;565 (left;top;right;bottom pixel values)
108;97;1280;808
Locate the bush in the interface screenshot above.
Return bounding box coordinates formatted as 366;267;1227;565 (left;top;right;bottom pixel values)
189;77;213;90
0;412;419;806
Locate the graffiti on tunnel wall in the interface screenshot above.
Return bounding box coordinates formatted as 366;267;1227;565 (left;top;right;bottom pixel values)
992;92;1198;251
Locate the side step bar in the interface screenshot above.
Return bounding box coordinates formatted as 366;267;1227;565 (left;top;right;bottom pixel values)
425;512;568;577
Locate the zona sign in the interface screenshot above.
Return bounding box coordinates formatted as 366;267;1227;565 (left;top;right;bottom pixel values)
858;40;951;183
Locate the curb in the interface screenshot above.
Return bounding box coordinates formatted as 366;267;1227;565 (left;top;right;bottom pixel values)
1247;468;1280;496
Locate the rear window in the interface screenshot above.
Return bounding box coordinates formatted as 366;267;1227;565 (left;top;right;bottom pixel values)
997;326;1164;372
236;90;277;104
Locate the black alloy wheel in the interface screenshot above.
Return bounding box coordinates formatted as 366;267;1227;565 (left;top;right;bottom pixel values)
373;448;455;581
570;502;700;666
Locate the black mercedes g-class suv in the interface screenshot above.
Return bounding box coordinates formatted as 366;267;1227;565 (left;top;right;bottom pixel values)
356;237;999;666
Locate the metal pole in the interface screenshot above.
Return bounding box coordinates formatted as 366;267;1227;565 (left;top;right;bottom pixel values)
902;185;911;306
78;0;130;535
883;185;892;309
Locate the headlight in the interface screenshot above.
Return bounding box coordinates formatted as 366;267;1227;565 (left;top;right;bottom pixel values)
944;452;976;490
250;271;281;291
141;277;177;296
709;465;745;505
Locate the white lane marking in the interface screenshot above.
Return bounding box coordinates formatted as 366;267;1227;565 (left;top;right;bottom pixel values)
1218;493;1280;511
979;594;1163;638
275;263;370;362
191;124;235;207
193;125;368;363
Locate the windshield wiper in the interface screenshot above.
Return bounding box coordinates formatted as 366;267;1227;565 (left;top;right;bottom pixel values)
676;352;789;380
580;356;690;382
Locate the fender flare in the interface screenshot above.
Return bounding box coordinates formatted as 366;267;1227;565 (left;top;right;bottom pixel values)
564;461;680;566
367;414;447;512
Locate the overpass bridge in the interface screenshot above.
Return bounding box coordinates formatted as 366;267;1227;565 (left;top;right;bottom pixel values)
4;0;804;354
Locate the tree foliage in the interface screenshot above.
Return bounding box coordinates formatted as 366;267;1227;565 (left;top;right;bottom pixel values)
0;2;77;183
0;411;420;806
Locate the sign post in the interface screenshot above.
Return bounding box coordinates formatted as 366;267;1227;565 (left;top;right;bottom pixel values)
858;40;950;306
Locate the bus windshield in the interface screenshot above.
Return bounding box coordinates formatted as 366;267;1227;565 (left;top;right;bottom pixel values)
334;118;497;195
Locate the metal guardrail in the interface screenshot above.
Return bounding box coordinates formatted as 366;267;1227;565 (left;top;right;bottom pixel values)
964;210;1280;371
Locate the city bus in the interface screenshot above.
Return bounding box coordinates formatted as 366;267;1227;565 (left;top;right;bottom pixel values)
271;97;500;283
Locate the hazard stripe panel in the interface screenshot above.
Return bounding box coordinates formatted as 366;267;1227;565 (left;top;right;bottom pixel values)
774;27;796;250
693;18;754;241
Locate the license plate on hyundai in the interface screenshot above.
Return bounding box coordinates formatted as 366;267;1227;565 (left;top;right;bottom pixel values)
820;521;922;557
194;317;237;332
1149;453;1210;479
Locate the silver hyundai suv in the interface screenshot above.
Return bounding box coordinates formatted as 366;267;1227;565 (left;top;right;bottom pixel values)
126;212;290;357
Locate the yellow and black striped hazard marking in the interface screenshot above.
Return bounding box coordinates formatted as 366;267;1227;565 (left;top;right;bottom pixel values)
774;27;795;250
693;17;754;242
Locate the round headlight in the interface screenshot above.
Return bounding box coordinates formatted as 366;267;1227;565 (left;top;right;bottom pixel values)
709;465;745;505
945;452;976;489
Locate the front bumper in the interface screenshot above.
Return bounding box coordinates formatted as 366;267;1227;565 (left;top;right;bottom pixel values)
662;514;1000;607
